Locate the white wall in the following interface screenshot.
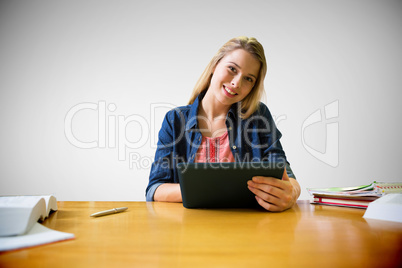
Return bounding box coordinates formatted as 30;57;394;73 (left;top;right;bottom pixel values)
1;0;401;201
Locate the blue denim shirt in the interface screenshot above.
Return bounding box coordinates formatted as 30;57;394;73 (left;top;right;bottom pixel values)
146;92;295;201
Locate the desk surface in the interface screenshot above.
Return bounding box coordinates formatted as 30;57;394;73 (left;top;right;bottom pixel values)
1;201;401;268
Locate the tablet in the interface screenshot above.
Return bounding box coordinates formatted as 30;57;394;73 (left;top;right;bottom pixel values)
177;162;285;209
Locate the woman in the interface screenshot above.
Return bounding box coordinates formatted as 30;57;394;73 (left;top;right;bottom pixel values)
146;36;300;211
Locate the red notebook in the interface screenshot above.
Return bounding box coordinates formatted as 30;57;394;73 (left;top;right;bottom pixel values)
312;196;377;208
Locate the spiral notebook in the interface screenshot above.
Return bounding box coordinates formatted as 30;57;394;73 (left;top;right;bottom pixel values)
307;181;402;198
373;182;402;195
308;181;402;209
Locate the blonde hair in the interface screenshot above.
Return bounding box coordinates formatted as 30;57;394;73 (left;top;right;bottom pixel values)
188;36;267;118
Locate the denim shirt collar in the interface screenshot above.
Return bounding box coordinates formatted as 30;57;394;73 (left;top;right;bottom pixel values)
185;92;203;131
185;91;240;131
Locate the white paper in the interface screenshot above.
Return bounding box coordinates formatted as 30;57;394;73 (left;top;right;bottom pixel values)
363;194;402;223
0;222;74;252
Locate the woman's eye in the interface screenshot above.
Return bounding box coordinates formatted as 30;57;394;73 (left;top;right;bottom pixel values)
245;77;254;83
229;66;237;73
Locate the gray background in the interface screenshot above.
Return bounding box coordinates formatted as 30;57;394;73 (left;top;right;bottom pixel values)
1;0;401;201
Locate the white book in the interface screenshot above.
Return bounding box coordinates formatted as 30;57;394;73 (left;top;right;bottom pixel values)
0;195;58;236
0;195;74;252
363;194;402;223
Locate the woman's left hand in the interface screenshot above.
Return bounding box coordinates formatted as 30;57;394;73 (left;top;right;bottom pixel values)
247;169;301;212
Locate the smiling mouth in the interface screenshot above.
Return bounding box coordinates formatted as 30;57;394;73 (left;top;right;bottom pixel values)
224;85;238;96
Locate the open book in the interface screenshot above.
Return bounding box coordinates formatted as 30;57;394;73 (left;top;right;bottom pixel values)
0;195;58;236
0;195;74;252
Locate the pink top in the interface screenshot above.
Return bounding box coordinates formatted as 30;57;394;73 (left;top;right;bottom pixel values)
195;131;235;163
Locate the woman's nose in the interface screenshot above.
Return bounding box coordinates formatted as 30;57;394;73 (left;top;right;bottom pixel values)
231;75;242;89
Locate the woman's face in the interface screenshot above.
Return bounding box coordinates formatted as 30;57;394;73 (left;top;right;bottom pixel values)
209;49;261;107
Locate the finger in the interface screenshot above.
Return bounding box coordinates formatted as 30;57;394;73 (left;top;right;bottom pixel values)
249;183;292;212
252;176;281;186
255;196;281;212
252;176;288;191
248;184;282;205
248;180;294;208
255;194;292;212
282;167;290;181
248;180;282;199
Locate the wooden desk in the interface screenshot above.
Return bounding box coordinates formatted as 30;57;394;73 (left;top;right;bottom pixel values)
1;201;401;267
